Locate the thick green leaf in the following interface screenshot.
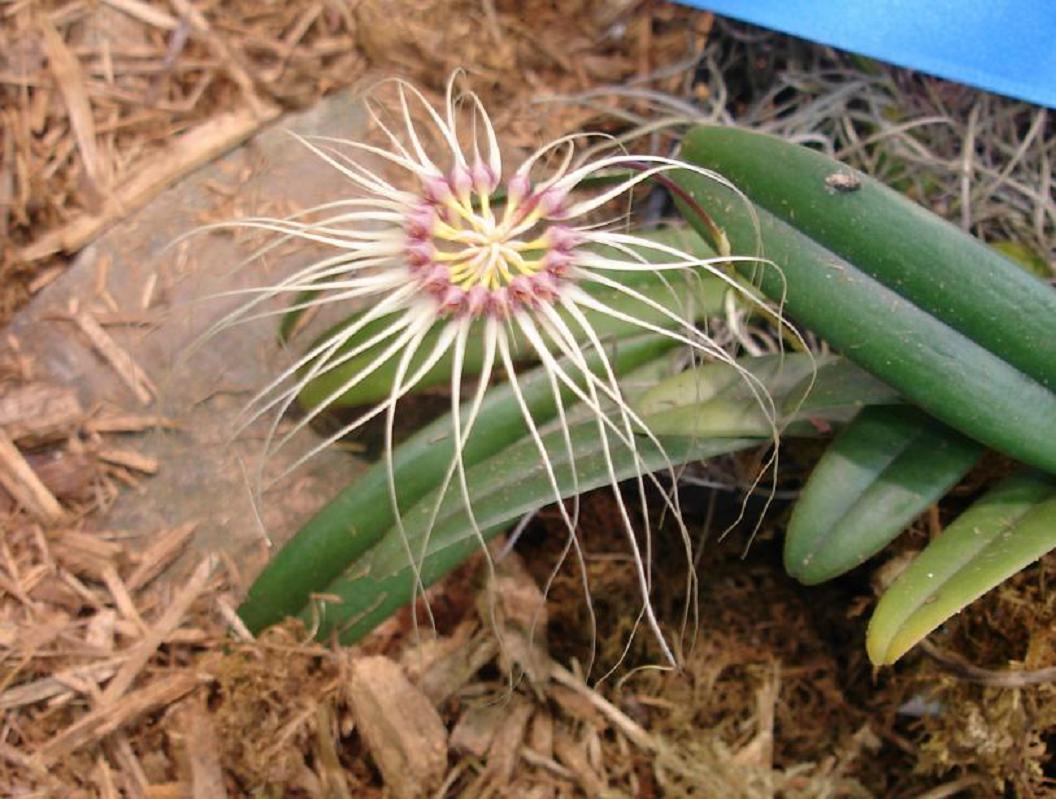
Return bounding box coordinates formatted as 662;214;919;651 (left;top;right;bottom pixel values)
238;335;675;633
784;406;983;585
782;358;901;418
635;353;901;439
307;420;754;643
680;126;1056;391
306;352;894;644
867;473;1056;665
675;130;1056;475
634;353;815;438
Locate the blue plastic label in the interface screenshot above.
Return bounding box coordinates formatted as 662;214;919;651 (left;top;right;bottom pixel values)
683;1;1056;108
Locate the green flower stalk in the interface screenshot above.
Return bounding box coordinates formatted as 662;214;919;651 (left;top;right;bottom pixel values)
201;75;781;663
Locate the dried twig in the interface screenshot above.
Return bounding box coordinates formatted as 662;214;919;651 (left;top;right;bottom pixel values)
39;19;106;200
0;429;64;524
0;383;82;445
919;638;1056;687
100;557;214;704
18;106;280;262
72;310;156;405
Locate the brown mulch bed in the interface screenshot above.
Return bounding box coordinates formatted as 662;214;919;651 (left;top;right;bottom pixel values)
2;1;1055;796
1;0;709;320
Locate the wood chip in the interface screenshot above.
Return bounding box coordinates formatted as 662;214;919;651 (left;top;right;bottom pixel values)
139;272;157;311
106;734;151;799
550;684;605;730
145;784;190;799
125;521;197;592
485;551;550;687
39;19;106;200
0;658;124;711
405;625;499;705
102;0;179;30
52;529;124;562
168;0;270;118
481;696;533;789
29;450;98;501
51;535;118;581
0;382;82;445
73;310;156;405
101;557;213;704
450;703;506;758
101;562;147;633
347;656;448;799
92;754;120;799
550;663;656;753
96;448;159;475
0;429;64;525
553;726;607;797
171;696;227;799
28;265;65;294
36;671;203;764
18;104;280;262
86;413;179;434
527;710;554;760
86;608;119;651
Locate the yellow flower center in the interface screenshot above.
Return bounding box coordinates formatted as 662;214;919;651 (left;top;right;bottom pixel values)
430;192;547;291
404;173;576;318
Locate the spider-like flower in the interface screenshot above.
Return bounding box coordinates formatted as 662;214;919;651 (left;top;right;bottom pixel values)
205;76;778;664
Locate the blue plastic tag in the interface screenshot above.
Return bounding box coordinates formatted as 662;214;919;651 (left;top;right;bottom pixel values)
683;1;1056;109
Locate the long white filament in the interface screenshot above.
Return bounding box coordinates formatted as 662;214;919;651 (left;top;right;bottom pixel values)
195;72;796;669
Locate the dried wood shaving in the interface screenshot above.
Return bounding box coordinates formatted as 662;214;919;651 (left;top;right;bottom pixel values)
171;696;228;799
100;556;213;704
96;447;159;474
0;428;65;524
36;670;204;764
72;308;156;404
39;17;107;203
346;655;448;799
0;382;82;444
125;521;196;592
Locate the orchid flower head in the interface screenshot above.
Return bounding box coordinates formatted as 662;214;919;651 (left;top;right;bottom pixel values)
201;73;784;670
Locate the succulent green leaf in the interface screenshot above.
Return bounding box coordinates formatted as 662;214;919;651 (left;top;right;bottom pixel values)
307;422;754;643
990;241;1052;279
867;473;1056;665
680;126;1056;392
634;352;816;438
784;406;983;585
676;127;1056;474
782;358;902;418
634;353;902;439
237;335;676;633
303;352;897;644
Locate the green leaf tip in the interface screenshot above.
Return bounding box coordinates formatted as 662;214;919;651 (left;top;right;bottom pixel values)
867;473;1056;665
